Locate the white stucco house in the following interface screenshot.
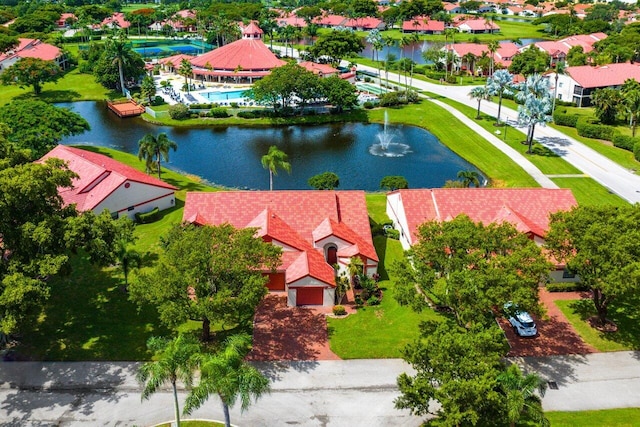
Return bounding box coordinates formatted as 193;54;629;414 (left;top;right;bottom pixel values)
39;145;177;220
183;191;379;306
386;188;580;283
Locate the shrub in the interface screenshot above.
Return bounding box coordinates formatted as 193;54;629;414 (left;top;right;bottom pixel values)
153;96;164;106
230;102;239;108
208;107;230;118
364;76;372;83
576;119;617;141
445;75;457;84
553;112;579;127
332;305;347;316
354;295;364;307
612;135;640;152
134;207;160;224
379;91;403;107
168;103;189;120
363;101;375;109
367;296;380;306
546;282;589;292
405;90;420;104
634;141;640;162
386;229;400;240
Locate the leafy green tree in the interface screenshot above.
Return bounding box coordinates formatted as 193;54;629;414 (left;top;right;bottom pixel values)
308;172;340;190
497;364;549;427
546;205;640;327
380;176;408;190
592;87;623;125
184;333;270;427
137;334;201;427
566;45;587;67
321;75;358;112
140;75;157;104
0;34;18;53
457;170;481;187
0;100;90;160
261;145;291;191
393;215;551;327
250;63;310;111
309;29;364;66
137;132;178;180
1;58;62;95
395;320;507;425
508;46;550;76
621;79;640;137
130;224;281;341
469;86;490;119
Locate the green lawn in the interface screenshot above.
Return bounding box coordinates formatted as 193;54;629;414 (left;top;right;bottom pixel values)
328;235;443;359
121;3;158;12
551;177;628;207
555;297;640;352
546;408;640;426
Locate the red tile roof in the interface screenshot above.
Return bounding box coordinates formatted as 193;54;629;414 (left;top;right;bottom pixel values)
402;18;444;32
158;54;195;66
455;19;500;31
532;32;607;57
183;191;379;287
566;63;640;89
391;188;577;244
190;38;285;71
101;12;131;29
313;14;347;26
343;17;383;29
0;38;61;63
298;61;338;76
39;146;176;212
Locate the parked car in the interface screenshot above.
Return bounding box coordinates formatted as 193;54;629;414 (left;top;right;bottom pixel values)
504;302;537;337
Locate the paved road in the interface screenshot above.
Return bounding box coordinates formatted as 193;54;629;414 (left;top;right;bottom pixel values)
2;354;640;426
354;63;640;204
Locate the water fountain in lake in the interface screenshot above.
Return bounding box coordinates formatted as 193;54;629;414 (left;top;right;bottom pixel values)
369;111;412;157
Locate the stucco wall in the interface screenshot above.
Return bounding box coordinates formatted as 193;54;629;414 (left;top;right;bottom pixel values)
94;181;175;219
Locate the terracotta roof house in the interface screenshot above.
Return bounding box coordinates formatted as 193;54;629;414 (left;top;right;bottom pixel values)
402;17;444;34
529;32;607;62
547;62;640;107
149;9;198;33
313;14;347;27
101;12;131;29
158;54;195;73
0;38;68;73
57;13;77;28
386;188;578;281
343;17;385;30
183;191;379;306
276;15;307;28
455;18;500;34
444;3;466;13
298;61;339;77
39;145;177;220
189;22;285;83
445;42;519;75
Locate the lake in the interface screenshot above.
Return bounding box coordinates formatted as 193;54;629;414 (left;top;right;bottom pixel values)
58;101;483;191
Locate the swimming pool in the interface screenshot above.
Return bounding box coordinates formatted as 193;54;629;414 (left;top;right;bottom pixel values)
200;89;249;101
356;83;388;95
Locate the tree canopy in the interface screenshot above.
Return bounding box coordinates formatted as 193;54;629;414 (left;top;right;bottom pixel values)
508;46;550;76
0;100;90;160
129;223;282;341
308;172;340;190
393;215;551;328
0;57;62;95
309;29;364;66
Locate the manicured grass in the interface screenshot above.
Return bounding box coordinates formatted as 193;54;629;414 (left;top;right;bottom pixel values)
551;177;628;207
555;297;640;352
327;235;443;359
365;192;388;224
121;3;158;12
368;102;539;187
433;94;581;175
546;408;640;426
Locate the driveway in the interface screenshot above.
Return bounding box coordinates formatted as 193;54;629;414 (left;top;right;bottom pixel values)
500;289;596;357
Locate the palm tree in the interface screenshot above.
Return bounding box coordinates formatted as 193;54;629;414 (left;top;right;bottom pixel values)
444;28;457;79
178;59;193;92
488;40;500;77
462;52;476;76
487;69;514;125
457;170;481;188
366;29;382;61
469;86;490;119
106;32;134;96
138;132;178;180
497;364;549;427
137;334;201;427
115;237;141;288
183;334;270;427
551;60;566;119
261;145;291;191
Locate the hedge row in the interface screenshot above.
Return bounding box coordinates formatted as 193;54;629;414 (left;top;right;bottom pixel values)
546;282;589;292
135;207;160;224
575;119;617;141
553;111;580;127
612;134;640;152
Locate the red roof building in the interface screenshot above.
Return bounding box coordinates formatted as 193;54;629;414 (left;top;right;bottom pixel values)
189;22;285;83
386;188;577;249
298;61;339;77
455;18;500;33
446;42;519;75
402;18;444;34
529;32;607;61
101;12;131;29
183;191;379;306
313;14;347;27
0;38;68;73
39;146;177;219
343;17;385;30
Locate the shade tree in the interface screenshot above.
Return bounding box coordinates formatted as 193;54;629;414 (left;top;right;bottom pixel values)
308;29;364;66
308;172;340;190
0;58;62;95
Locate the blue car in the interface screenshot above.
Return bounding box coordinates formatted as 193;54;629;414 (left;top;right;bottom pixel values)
504;302;537;337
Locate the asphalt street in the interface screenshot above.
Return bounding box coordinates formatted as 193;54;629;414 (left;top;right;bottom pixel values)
2;354;640;426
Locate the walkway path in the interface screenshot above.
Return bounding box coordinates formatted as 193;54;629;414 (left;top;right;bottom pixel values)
354;63;640;203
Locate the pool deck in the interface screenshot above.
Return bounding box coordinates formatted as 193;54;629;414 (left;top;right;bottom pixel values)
154;71;252;106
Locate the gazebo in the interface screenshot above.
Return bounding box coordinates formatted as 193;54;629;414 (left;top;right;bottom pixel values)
189;22;285;83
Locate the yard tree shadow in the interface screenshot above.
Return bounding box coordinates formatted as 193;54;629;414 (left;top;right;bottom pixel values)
13;90;83;103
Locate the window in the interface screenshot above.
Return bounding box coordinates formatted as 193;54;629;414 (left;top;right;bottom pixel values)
326;245;338;266
111;211;119;219
559;82;563;88
127;206;134;211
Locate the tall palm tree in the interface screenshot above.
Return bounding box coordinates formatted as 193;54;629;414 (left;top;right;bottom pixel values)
183;334;270;427
497;364;549;427
444;28;457;79
469;86;490;119
261;145;291;191
106;32;134;96
137;334;201;427
551;60;566;119
178;59;193;92
138;132;178;180
462;52;476;76
488;40;500;77
457;170;481;188
115;237;141;288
